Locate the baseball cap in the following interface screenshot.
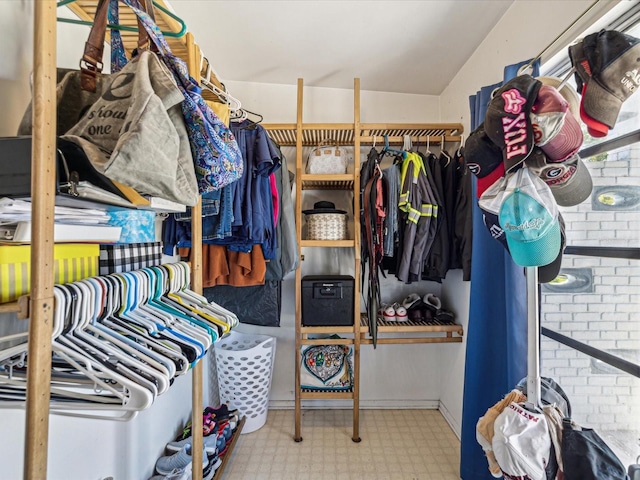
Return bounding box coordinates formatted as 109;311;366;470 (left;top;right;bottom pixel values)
479;203;566;283
479;167;564;272
492;402;551;480
537;76;581;120
569;29;640;134
481;167;561;267
484;75;542;173
464;123;506;198
526;152;593;207
530;85;583;162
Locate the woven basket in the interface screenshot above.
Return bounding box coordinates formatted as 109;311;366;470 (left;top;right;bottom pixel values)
306;213;348;240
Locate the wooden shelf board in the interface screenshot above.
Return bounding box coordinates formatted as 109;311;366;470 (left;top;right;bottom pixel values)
212;416;246;479
0;296;30;319
301;174;354;191
0;302;20;314
301;338;355;346
301;240;355;248
300;390;354;400
263;123;464;147
360;315;464;335
301;326;355;335
360;336;463;345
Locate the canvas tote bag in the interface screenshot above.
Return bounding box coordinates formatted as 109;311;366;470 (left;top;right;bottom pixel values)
61;0;199;206
115;0;244;194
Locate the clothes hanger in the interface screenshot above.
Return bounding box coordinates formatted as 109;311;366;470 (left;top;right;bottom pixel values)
441;135;451;167
199;56;242;111
456;133;465;157
60;280;163;400
164;263;229;334
56;0;187;38
74;278;174;392
0;287;154;418
383;134;406;160
142;267;211;357
426;135;433;156
57;283;161;398
231;108;264;130
170;262;239;328
86;276;182;379
402;135;413;153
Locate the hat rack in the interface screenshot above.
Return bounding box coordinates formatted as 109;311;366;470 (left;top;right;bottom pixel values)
526;267;542;410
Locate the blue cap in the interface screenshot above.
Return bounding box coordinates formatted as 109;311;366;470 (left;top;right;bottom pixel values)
499;188;561;267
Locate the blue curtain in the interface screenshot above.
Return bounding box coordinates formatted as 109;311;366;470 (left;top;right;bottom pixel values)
460;60;539;480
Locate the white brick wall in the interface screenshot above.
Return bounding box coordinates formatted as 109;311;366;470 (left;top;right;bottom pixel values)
540;148;639;445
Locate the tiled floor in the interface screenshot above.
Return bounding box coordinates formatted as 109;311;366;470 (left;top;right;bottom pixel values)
221;409;461;480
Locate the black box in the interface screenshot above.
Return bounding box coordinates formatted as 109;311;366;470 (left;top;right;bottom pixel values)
302;275;354;326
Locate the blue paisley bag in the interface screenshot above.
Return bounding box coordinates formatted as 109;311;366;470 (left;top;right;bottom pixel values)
110;0;243;193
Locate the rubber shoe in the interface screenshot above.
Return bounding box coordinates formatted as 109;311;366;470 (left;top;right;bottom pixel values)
394;303;408;322
156;444;207;476
203;453;222;480
148;465;191;480
382;304;396;322
402;293;421;310
166;433;219;454
423;293;441;311
148;466;191;480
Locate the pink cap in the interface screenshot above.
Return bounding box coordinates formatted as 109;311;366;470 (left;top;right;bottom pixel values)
531;85;584;161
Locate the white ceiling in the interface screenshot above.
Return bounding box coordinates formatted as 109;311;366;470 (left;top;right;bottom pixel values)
167;0;514;95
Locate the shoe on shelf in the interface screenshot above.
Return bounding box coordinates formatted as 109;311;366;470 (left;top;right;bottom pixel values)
203;453;222;480
203;405;239;425
401;293;421;310
148;465;191;480
166;432;220;454
393;303;408;322
156;444;207;476
382;304;397;322
176;414;218;441
423;293;441;311
435;310;455;324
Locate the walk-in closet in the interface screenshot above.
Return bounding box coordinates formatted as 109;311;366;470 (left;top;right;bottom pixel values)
0;1;639;479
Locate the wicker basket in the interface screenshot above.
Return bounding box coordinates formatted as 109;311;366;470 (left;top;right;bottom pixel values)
306;213;348;240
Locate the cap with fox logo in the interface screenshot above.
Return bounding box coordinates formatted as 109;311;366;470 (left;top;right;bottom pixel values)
484;75;542;174
569;29;640;136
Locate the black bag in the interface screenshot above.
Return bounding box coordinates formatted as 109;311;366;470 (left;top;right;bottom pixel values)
203;281;281;327
562;418;629;480
515;376;572;417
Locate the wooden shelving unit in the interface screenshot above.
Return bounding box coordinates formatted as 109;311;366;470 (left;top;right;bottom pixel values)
264;83;465;443
11;3;233;479
265;79;363;443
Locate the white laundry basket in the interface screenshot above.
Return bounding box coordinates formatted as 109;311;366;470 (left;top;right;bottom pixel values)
214;331;276;434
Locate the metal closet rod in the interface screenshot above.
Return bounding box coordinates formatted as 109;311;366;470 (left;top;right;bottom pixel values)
520;0;600;73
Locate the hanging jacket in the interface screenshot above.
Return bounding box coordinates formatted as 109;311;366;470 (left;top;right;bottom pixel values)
451;149;473;281
265;139;299;281
422;151;451;282
397;152;438;283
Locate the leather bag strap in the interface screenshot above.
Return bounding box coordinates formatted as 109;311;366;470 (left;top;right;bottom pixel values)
81;0;157;92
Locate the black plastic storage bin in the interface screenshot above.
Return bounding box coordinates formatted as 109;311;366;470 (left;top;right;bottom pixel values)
301;275;354;326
